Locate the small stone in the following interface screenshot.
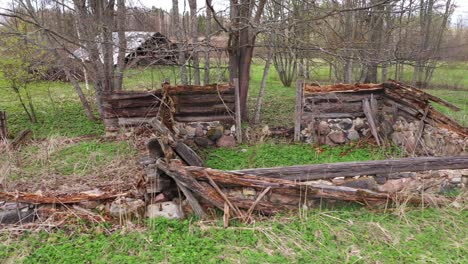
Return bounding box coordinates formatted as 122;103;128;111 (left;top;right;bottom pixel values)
339;177;378;191
353;118;365;130
109;198;145;218
147;202;183;220
194;137;215;148
346;130;360;141
207;126;224;141
195;126;205;137
216;135;236;148
339;118;353;130
375;176;387;185
318;121;330;135
242;187;257;197
327;131;346;144
185;126;196;137
377;179;409;193
240;148;247;153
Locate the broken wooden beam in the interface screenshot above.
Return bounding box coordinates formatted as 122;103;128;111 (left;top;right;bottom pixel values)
0;190;129;204
234;156;468;181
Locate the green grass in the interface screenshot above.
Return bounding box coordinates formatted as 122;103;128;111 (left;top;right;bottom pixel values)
203;142;402;170
427;89;468;126
1;207;466;263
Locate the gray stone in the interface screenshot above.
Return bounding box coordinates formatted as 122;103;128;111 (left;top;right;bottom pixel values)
375;176;387;185
346;130;360;141
339;118;353;130
185;126;196;137
195;126;205;137
340;177;378;191
216;135;236;148
391;132;405;145
194;137;215;148
318;121;331;135
147;202;183;220
353;118;366;130
207;126;224;141
327;131;346;144
109;198;145;218
0;203;36;224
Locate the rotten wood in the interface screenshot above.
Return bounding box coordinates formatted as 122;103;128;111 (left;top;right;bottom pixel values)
162;160;449;208
234;78;242;143
294;80;304;142
362;98;381;146
11;129;32;150
414;105;430;151
0;190;129;204
235;156;468;181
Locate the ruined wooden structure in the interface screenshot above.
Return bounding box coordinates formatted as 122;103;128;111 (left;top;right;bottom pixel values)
296;80;467;154
102;83;236;132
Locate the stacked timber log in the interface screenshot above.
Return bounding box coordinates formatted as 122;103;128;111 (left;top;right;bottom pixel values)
102;90;164;130
101;83;236;133
163;83;235;123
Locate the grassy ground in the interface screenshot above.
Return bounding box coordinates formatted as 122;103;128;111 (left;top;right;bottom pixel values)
203;142;402;170
1;207;466;263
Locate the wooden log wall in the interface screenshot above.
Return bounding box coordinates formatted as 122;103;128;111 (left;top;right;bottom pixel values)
0;111;7;140
301;89;385;124
102;84;236;130
165;83;235;123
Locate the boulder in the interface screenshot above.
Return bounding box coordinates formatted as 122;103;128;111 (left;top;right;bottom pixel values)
346;130;360;141
207;126;224;141
216;135;236;148
195;126;205;137
327;131;346;144
147;202;183;220
353;118;366;130
318;121;331;135
339;118;353;130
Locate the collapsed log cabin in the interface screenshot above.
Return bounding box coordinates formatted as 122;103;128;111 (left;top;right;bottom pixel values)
297;80;467;155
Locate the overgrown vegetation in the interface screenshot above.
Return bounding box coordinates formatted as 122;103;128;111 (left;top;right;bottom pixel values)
1;207;466;263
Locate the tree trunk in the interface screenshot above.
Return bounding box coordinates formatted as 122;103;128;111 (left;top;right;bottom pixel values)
114;0;126;91
204;0;212;85
253;48;273;124
189;0;200;85
173;0;188;84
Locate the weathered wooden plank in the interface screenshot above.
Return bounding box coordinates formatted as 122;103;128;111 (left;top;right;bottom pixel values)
103;99;161;109
174;142;204;167
383;81;460;111
176;94;236;105
294;80;304;142
304;101;371;114
234;78;242;143
234;156;468;181
103;108;160;118
362;98;381;146
304;92;384;104
301;112;365;123
103;91;162;100
174;114;234;122
178;103;235;114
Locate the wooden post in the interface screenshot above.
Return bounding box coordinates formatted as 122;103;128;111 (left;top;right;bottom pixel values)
294;80;304;142
233;78;242;143
0;111;7;140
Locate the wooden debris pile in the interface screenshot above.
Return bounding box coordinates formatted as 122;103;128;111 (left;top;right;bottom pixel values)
142;118;467;221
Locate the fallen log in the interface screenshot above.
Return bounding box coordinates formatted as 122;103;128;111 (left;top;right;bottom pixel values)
234;156;468;181
157;160;449;214
0;190;129;204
